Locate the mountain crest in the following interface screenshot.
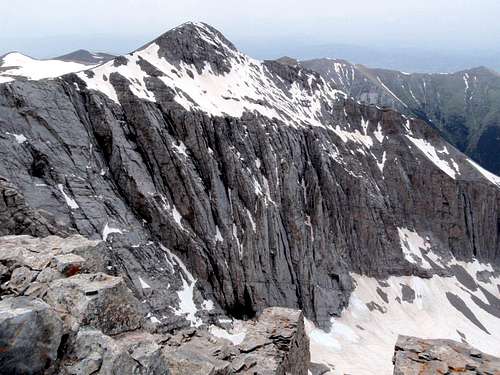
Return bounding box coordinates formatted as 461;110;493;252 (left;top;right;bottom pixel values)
149;21;238;75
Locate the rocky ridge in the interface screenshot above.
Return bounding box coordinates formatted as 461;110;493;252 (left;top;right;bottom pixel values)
0;21;499;328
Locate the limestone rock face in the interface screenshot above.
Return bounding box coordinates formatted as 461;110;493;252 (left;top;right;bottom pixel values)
1;26;500;327
64;329;169;375
392;335;500;375
0;297;63;374
0;233;311;374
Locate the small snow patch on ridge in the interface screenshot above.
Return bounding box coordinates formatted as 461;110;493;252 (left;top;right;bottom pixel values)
138;277;151;289
160;243;213;327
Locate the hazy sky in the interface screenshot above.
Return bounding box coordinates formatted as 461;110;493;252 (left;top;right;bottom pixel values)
1;0;499;66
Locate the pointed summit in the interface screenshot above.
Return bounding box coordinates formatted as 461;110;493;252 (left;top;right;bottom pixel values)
147;22;239;74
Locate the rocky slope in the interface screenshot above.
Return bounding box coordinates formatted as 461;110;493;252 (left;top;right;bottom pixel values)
0;22;499;374
301;58;500;176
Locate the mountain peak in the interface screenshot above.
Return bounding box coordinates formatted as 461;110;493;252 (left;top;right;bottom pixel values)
145;22;238;75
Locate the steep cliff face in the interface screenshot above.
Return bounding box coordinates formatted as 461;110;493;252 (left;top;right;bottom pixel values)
301;58;500;176
0;22;499;335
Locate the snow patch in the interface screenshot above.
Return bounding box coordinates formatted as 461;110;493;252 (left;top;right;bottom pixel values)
102;223;123;241
467;159;500;188
5;132;27;144
138;277;151;289
57;184;79;209
397;227;434;269
376;151;387;174
1;52;96;80
406;136;458;179
209;322;247;345
215;225;224;242
309;266;500;375
160;244;206;327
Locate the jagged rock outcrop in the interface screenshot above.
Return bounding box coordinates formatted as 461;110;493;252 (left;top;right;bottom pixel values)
0;22;499;331
393;335;500;374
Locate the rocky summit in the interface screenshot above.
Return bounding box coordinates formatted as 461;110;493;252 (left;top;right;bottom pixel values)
0;22;499;374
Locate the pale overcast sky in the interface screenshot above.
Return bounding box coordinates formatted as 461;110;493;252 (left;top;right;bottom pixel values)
1;0;498;71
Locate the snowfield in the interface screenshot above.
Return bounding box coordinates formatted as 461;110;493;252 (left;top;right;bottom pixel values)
307;246;500;374
0;52;97;81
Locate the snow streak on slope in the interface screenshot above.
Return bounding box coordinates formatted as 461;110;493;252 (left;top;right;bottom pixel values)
0;52;96;81
467;158;500;187
160;243;214;327
308;258;500;375
406;135;460;179
77;23;345;129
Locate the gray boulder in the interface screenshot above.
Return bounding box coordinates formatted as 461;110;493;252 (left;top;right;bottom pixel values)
45;272;143;335
0;297;63;374
65;328;169;375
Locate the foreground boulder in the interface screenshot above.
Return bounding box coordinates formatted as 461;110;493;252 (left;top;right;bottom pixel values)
393;335;500;374
0;297;63;374
45;272;144;335
64;329;168;375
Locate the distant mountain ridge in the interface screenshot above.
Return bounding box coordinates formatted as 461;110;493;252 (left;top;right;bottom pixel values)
55;49;115;64
299;58;500;175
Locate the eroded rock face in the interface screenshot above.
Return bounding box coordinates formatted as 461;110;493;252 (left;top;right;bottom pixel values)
1;41;499;328
0;177;68;237
64;329;169;375
0;297;63;374
392;335;500;374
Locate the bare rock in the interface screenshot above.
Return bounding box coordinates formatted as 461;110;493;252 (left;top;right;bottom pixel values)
393;335;500;374
45;272;143;335
52;253;86;276
233;307;310;374
7;266;36;294
0;234;102;271
65;329;169;375
0;297;63;374
161;307;310;374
